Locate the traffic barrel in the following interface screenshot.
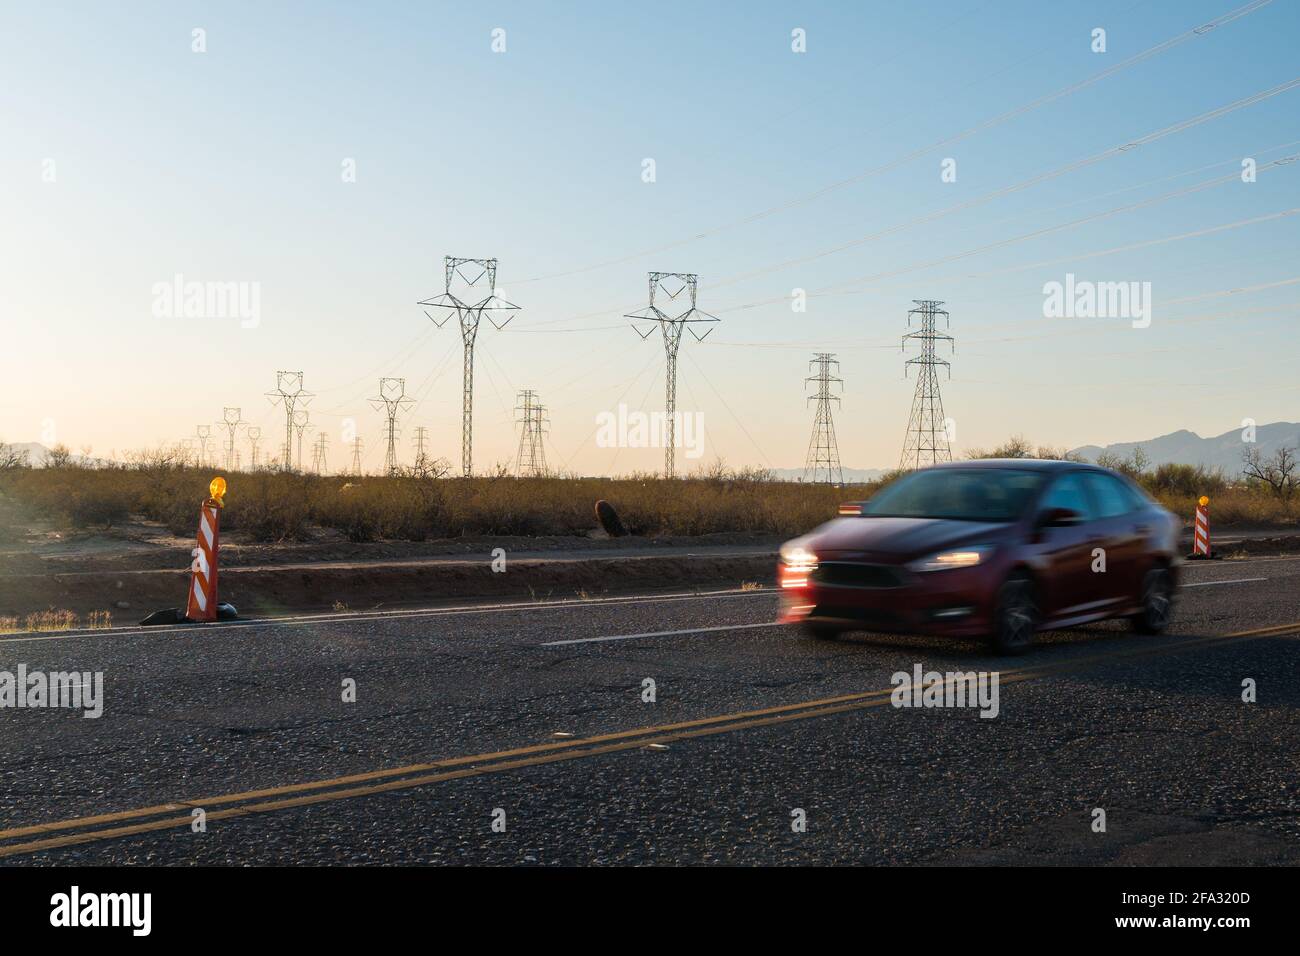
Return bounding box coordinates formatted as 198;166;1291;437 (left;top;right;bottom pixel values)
185;477;226;622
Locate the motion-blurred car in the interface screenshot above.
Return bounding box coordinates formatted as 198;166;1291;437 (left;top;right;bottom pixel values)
778;459;1180;653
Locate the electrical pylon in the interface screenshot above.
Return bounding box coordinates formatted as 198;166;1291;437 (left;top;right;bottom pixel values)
349;437;364;475
247;426;262;470
179;438;196;467
418;256;521;477
292;409;311;471
265;372;313;472
625;272;719;478
803;353;844;485
514;389;549;477
311;432;329;474
195;425;211;468
370;377;414;477
411;425;431;471
899;299;955;469
218;407;245;471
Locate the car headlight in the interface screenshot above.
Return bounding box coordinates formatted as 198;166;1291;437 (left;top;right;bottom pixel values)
908;544;994;573
779;542;818;572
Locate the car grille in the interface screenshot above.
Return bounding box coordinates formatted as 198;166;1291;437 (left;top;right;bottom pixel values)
811;562;905;589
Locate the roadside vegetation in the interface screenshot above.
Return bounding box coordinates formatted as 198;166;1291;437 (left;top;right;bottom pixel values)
0;437;1295;544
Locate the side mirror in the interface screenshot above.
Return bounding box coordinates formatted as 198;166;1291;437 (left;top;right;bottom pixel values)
1037;506;1083;529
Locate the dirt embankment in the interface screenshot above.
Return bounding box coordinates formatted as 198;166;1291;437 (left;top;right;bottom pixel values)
0;551;778;620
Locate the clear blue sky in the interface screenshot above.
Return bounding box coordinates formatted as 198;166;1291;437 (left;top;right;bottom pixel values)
2;0;1297;473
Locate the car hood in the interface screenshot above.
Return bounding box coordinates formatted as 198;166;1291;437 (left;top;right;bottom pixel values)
805;516;1012;562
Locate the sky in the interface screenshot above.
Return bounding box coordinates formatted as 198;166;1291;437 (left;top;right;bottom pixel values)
1;0;1298;475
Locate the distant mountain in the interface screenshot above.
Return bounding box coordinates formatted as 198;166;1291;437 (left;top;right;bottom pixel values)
768;467;889;483
1070;422;1300;474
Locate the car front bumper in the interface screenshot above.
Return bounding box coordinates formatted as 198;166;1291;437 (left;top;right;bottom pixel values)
777;559;1000;637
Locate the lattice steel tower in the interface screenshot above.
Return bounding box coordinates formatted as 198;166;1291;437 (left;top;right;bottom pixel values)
246;426;262;470
899;300;954;469
311;432;329;474
292;410;311;471
265;372;313;472
803;353;844;485
218;407;245;471
626;272;718;478
514;389;549;477
418;257;521;477
370;377;413;477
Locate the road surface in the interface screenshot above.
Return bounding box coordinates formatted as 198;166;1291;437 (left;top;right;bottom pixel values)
2;554;1298;865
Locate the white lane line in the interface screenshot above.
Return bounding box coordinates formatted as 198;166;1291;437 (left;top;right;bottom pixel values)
0;587;774;646
543;621;786;646
1182;577;1268;587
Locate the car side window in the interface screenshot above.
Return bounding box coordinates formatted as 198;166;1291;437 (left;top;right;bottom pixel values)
1083;472;1133;518
1039;473;1094;520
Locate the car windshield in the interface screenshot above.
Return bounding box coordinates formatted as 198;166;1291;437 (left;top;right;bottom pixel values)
860;468;1048;522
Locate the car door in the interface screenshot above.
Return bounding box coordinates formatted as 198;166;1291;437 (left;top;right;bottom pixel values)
1080;471;1145;609
1030;471;1101;620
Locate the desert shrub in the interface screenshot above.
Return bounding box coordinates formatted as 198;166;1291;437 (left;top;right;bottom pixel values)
1141;463;1227;498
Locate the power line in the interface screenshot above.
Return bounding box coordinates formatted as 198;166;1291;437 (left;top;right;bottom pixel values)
509;0;1274;286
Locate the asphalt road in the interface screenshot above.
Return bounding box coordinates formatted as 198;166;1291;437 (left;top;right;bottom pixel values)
2;554;1298;865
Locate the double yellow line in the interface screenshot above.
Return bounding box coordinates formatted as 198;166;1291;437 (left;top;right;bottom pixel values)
2;621;1296;859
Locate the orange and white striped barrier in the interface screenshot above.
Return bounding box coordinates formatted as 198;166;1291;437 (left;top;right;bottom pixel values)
184;477;226;622
1190;494;1212;558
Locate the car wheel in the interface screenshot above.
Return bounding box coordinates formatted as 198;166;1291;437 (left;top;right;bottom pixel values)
802;622;841;641
990;572;1037;655
1130;565;1174;635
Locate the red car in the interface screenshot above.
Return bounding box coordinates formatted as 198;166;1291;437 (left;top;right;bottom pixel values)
778;459;1180;653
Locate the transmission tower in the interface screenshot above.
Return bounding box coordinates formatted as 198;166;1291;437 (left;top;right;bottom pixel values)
247;426;262;470
218;407;245;471
899;299;955;469
292;409;311;471
412;426;430;464
311;432;329;474
195;425;211;468
625;272;719;478
418;256;521;477
265;371;313;472
803;353;844;485
514;389;549;477
349;437;364;475
179;438;196;467
370;377;414;476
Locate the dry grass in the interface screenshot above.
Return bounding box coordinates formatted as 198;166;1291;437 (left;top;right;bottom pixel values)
0;462;879;542
24;608;78;632
1;458;1295;546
